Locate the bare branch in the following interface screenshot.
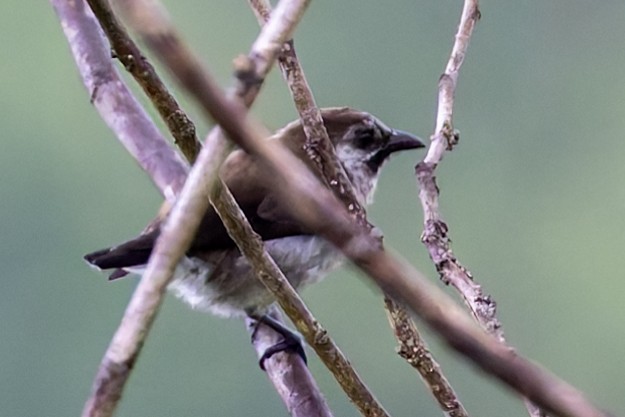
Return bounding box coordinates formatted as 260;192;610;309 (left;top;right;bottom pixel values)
113;0;307;109
384;297;469;417
418;0;503;344
51;0;188;203
249;0;370;228
212;180;389;417
246;308;334;417
425;0;481;164
87;128;228;417
84;0;201;163
415;2;546;417
249;2;469;415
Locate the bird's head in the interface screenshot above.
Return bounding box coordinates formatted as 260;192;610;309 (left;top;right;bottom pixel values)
276;107;425;205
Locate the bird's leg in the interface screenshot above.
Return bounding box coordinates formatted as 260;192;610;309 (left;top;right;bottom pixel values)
249;314;307;370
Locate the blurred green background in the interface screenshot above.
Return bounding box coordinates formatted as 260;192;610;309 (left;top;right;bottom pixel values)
2;1;625;416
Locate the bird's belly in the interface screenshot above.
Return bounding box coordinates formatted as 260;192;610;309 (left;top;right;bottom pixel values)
166;235;344;318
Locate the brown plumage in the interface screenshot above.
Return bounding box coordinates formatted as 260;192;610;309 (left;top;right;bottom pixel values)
84;107;424;317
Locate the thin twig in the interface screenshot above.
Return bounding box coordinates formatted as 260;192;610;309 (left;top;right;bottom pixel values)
384;297;469;417
418;0;500;342
248;0;370;228
51;0;188;204
249;3;469;416
84;0;201;162
414;2;546;417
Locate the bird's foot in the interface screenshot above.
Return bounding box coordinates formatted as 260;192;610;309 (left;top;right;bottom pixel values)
250;314;307;371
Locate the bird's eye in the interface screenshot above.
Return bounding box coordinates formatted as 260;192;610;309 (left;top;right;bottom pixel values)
353;127;376;149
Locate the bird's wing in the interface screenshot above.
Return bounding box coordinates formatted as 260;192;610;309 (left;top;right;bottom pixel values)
84;149;312;273
188;149;311;254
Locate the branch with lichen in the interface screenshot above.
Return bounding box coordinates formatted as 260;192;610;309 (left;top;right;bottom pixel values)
248;1;469;416
111;1;390;416
414;1;546;416
417;0;503;345
248;0;370;228
384;297;469;417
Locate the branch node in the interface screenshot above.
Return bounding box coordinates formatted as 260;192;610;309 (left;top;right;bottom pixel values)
233;54;263;89
414;161;437;184
473;7;482;21
89;84;100;104
437;122;459;151
122;53;136;71
312;325;329;345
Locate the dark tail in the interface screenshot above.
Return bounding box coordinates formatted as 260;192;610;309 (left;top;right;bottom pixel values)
84;231;157;279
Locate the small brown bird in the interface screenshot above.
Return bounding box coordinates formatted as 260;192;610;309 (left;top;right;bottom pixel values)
85;107;423;361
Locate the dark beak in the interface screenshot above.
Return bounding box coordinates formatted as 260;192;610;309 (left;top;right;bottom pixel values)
386;129;426;153
368;129;425;170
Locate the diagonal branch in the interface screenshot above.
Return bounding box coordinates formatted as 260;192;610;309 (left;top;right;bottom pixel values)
113;1;390;416
51;0;189;204
248;0;370;228
415;2;546;417
84;0;201;162
384;297;469;417
249;1;469;416
211;181;386;417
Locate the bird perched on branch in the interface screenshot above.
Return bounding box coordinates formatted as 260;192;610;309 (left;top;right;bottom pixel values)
85;107;424;363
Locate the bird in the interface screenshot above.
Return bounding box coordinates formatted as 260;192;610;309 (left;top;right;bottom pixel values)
84;107;424;363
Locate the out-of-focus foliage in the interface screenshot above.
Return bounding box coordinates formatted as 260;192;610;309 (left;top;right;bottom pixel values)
2;1;625;416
